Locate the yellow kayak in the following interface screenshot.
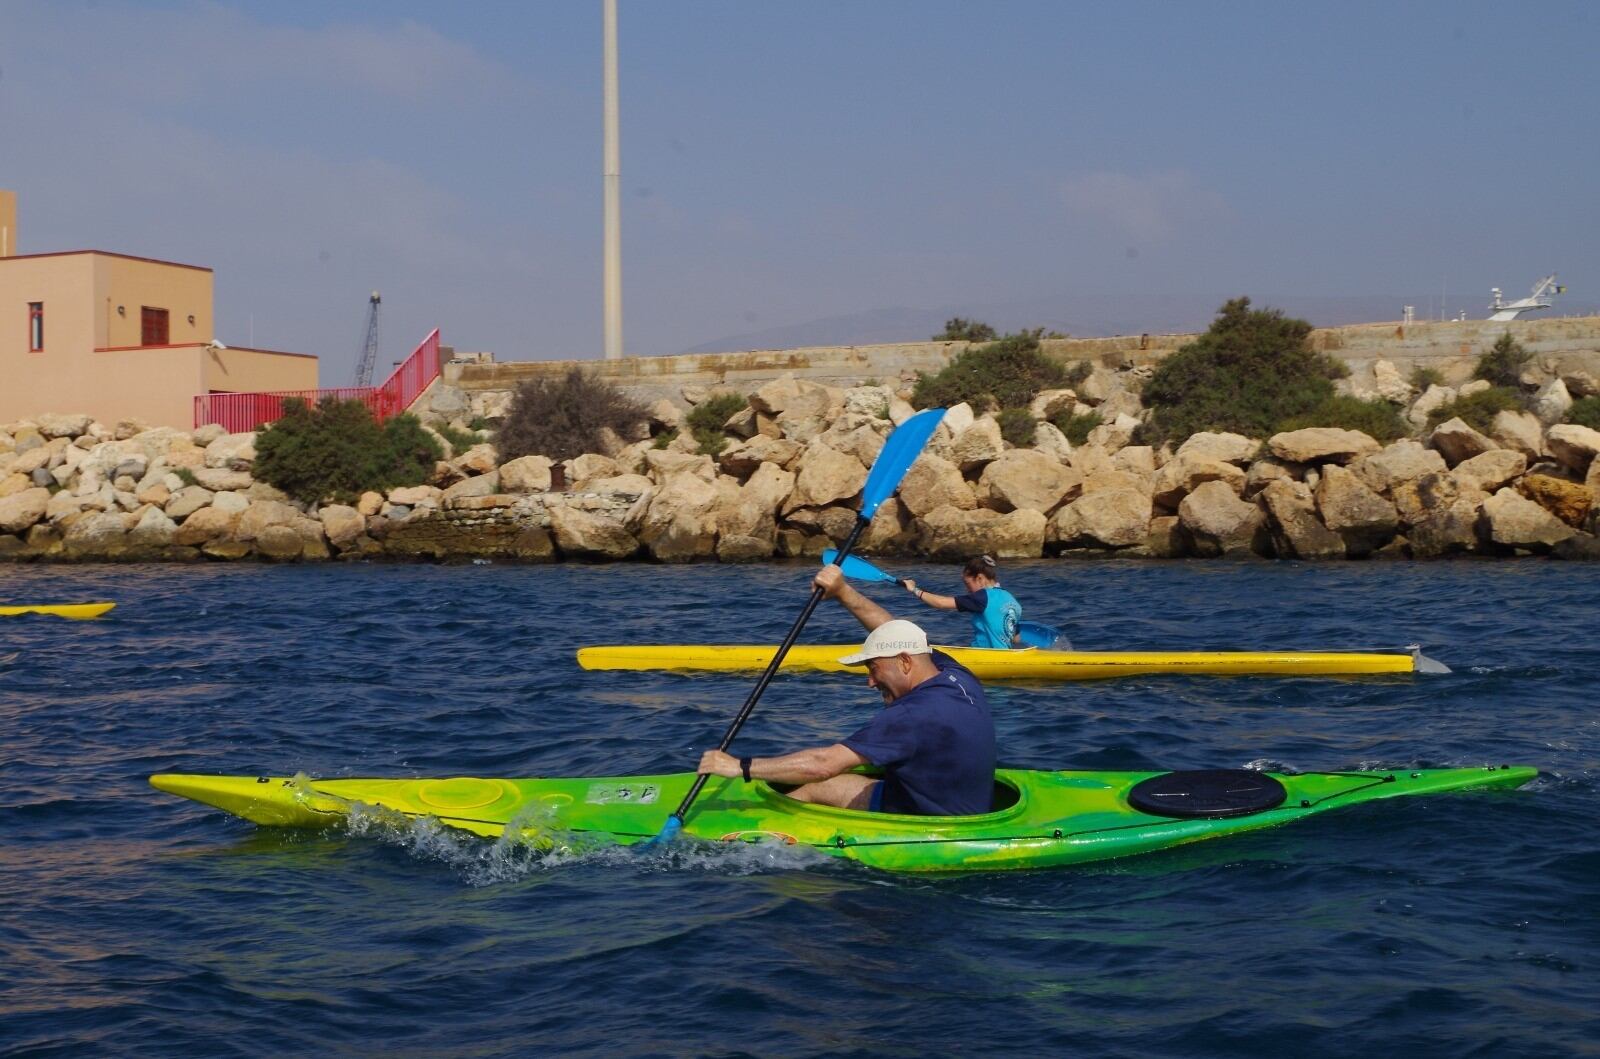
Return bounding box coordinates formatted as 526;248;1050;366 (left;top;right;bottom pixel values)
575;643;1436;681
0;602;116;620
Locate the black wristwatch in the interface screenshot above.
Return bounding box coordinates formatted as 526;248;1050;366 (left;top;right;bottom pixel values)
739;756;753;782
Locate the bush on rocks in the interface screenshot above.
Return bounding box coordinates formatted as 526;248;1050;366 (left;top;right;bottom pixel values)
997;408;1037;447
254;398;442;504
1277;395;1407;442
495;369;647;462
912;329;1076;413
1567;396;1600;431
1141;298;1347;444
1050;409;1102;446
685;393;748;455
1474;332;1532;388
1426;387;1524;432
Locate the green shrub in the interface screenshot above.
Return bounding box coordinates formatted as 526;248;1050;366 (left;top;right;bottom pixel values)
1474;332;1531;388
912;329;1069;412
1566;396;1600;430
1051;410;1102;446
652;428;678;450
685;393;747;455
1062;360;1091;389
495;368;647;462
1140;297;1347;444
174;467;199;488
1277;395;1407;442
1409;365;1445;391
997;408;1037;447
1426;386;1524;432
435;422;483;455
933;317;997;342
254;397;442;504
468;415;495;431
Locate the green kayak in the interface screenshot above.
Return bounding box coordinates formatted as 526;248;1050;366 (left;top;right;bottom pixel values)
150;764;1535;873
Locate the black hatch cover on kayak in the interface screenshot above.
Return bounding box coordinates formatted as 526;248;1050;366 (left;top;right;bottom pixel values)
1128;769;1287;819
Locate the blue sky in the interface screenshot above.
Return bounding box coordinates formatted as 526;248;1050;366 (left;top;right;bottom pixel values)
3;1;1596;381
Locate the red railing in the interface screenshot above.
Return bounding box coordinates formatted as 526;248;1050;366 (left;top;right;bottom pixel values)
194;329;441;432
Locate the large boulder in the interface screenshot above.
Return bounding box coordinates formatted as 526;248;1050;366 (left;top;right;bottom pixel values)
235;500;302;541
1407;384;1456;430
1268;427;1380;465
1260;478;1345;559
782;442;866;514
1545;424;1600;474
1392;470;1485;528
898;454;975;517
719;435;801;478
164;485;216;520
918;506;1046;560
128;506;178;548
1085;413;1141;453
1371;359;1413;403
1031;421;1074;463
976;450;1080;514
35;413;93;439
1428;418;1496;467
255;524;305;561
388;484;442;506
1151;452;1245;509
1315;464;1399;556
1487;410;1546;460
748;374;833;420
1052;488;1151;549
62;511;131;556
1451;450;1527;494
192;467;254;492
318;504;366;547
1178;480;1264;557
1516;474;1592;528
1175;431;1259;466
442;472;501;503
1481;487;1576;550
499;455;553;493
1407;497;1484;559
949;417;1005;473
549;504;640;559
740;462;796;515
1350;440;1448;495
203;432;257;470
0;487;49;534
637;472;720;561
644;449;716;482
1529;378;1573;425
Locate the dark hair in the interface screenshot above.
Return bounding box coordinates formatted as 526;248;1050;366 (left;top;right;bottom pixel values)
963;554;999;579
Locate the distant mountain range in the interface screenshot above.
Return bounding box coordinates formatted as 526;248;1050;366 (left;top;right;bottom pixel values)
674;293;1600;355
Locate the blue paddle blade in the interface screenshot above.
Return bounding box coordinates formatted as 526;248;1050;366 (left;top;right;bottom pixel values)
821;549;900;584
1018;621;1066;650
640;815;683;850
859;408;944;521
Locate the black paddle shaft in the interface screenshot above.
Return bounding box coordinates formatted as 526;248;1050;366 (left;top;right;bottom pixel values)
670;517;870;821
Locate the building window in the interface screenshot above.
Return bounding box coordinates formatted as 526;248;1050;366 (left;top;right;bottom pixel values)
141;306;170;345
28;302;44;351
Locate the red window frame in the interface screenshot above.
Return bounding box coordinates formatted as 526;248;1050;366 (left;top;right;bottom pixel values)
141;306;169;346
28;302;44;351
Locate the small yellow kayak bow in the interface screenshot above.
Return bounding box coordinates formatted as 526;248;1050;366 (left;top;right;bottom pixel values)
0;602;117;620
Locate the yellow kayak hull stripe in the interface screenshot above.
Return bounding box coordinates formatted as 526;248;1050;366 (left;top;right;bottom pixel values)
575;643;1418;680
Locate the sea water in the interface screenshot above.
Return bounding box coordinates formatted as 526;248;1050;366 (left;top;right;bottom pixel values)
1;559;1595;1056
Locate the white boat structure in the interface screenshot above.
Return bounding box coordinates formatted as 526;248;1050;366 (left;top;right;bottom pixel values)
1489;274;1566;321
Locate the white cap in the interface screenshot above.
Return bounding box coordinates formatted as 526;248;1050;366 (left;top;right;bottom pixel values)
837;619;932;666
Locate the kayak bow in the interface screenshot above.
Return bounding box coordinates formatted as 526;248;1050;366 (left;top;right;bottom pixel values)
575;643;1436;681
150;764;1533;873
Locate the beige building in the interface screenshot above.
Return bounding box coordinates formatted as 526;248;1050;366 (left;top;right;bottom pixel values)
0;190;318;429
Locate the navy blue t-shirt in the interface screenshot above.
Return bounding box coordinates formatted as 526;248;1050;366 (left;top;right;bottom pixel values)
841;652;996;816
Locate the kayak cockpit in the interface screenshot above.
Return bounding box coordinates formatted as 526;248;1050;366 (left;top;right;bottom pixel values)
756;775;1024;821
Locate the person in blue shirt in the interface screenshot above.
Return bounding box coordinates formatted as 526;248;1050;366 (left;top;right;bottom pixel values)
901;554;1023;649
695;565;996;816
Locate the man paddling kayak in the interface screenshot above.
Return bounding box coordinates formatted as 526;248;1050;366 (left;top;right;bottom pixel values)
696;565;996;816
901;554;1023;649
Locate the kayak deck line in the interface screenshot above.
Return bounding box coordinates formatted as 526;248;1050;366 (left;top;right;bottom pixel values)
0;602;116;620
574;643;1434;681
149;765;1536;873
